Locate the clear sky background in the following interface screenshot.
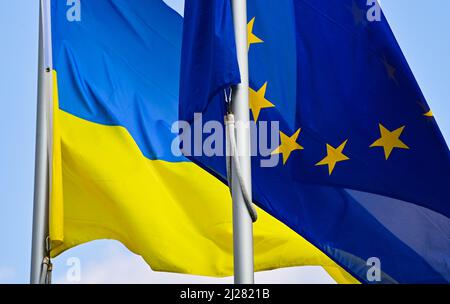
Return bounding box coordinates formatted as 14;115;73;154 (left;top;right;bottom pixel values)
0;0;448;284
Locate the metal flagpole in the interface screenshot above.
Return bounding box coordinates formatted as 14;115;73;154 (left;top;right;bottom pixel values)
30;0;52;284
230;0;255;284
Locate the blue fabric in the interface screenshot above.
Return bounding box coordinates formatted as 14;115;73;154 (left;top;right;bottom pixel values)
52;0;184;162
179;0;240;123
180;0;450;283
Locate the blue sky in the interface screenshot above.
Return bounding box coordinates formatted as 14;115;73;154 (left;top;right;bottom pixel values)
0;0;449;283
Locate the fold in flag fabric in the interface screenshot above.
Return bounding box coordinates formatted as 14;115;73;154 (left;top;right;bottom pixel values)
179;0;240;123
180;0;450;283
49;0;354;281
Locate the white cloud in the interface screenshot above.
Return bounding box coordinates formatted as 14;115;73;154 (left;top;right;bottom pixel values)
53;240;336;284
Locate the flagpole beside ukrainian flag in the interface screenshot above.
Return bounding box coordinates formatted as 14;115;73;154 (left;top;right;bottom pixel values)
229;0;255;284
30;0;52;284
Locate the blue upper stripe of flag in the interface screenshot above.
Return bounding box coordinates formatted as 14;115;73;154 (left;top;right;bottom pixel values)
52;0;184;162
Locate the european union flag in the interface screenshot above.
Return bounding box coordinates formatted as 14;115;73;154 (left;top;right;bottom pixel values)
180;0;450;283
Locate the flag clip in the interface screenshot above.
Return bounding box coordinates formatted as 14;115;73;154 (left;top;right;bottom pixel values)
224;87;233;114
39;236;53;284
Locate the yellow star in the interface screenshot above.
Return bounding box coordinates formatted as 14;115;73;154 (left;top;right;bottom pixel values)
424;110;434;117
382;56;399;85
370;124;409;160
316;140;350;175
272;129;304;165
249;82;275;122
247;17;263;50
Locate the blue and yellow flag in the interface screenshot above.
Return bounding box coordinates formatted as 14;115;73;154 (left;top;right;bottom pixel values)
180;0;450;283
49;0;353;281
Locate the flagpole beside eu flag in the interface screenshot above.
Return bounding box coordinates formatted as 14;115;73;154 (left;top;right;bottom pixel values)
30;0;52;284
230;0;255;284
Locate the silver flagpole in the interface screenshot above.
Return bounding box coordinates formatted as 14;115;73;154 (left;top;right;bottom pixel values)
30;0;52;284
230;0;255;284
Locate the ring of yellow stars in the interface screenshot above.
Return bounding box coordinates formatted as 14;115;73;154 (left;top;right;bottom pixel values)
249;82;275;122
247;17;263;50
316;140;350;175
370;124;409;160
271;129;304;165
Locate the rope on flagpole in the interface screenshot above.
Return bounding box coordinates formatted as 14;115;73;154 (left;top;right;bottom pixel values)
225;89;258;222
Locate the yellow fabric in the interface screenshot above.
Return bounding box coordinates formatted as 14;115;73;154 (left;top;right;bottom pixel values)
49;70;64;244
50;106;357;282
324;266;360;284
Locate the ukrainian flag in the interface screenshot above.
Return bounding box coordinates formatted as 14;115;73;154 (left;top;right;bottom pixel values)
49;0;353;281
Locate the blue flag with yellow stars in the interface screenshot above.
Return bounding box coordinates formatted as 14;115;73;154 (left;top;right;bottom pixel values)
180;0;450;283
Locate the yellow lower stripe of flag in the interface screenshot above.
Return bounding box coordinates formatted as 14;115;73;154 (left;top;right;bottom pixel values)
50;106;357;283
